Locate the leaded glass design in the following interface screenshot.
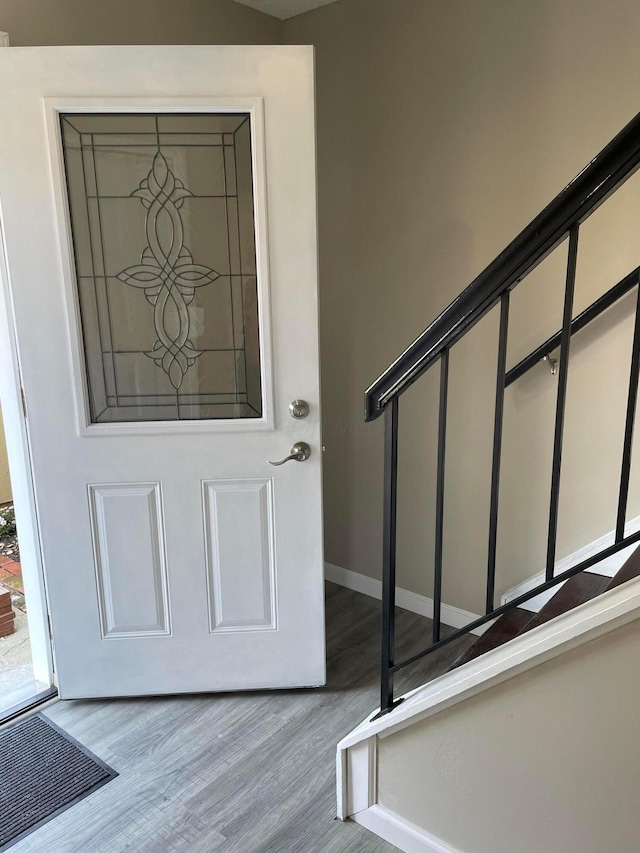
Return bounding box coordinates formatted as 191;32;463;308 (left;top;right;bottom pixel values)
60;113;262;422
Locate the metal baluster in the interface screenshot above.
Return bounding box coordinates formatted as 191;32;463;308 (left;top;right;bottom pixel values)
379;395;399;716
486;292;510;613
546;225;579;581
433;350;449;643
505;267;640;388
616;278;640;542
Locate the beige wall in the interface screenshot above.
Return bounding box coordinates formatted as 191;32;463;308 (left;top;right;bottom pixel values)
6;0;640;615
0;0;282;45
285;0;640;613
377;618;640;852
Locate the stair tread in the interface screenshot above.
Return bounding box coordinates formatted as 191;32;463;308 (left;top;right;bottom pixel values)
449;607;533;670
523;572;610;633
606;545;640;591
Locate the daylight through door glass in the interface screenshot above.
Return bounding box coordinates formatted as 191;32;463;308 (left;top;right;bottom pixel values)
60;113;262;423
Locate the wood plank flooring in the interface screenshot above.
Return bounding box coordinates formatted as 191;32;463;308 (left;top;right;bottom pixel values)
11;583;471;853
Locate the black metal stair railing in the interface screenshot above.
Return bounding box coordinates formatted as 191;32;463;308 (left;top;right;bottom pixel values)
367;110;640;718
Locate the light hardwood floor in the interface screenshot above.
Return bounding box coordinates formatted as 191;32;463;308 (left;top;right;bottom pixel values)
12;583;471;853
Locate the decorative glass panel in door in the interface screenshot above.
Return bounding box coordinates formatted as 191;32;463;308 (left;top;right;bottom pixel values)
60;113;262;423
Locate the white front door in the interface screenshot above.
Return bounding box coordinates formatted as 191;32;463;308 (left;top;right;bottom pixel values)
0;46;325;698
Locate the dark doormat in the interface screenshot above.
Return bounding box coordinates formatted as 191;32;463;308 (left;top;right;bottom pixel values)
0;713;117;849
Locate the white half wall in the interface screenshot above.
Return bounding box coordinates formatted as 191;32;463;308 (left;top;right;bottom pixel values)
375;615;640;853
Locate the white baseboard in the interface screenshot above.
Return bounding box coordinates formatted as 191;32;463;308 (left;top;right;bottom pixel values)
326;562;381;600
324;563;485;636
353;804;465;853
501;516;640;612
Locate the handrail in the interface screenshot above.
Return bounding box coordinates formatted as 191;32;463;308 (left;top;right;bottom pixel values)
372;110;640;718
365;110;640;421
505;266;640;387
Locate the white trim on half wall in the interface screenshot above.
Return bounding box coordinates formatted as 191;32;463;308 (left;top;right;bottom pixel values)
354;804;467;853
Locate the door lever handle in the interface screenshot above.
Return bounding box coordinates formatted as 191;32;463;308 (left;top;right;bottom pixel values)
268;442;311;466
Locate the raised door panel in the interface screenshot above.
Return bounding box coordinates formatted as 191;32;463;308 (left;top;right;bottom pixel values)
203;478;276;633
88;482;170;638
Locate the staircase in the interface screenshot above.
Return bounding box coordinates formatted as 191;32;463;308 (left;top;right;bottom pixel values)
449;546;640;670
365;108;640;718
337;110;640;852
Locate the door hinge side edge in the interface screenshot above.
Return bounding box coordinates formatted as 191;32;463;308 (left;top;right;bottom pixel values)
46;610;55;665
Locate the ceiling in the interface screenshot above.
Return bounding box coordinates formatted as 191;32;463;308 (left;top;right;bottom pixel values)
233;0;341;20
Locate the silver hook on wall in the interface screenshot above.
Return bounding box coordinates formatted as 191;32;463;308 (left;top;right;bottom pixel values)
543;354;558;376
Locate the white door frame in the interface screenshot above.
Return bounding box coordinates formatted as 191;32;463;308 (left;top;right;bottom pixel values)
0;210;55;689
0;32;54;689
0;32;55;687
